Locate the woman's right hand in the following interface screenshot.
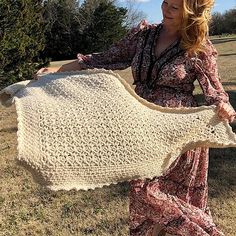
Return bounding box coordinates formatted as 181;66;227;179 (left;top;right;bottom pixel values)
33;60;83;80
33;66;61;80
217;101;236;123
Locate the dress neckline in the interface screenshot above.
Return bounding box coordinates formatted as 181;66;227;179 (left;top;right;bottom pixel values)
152;23;181;61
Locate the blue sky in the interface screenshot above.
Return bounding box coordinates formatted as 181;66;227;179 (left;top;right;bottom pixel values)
117;0;236;24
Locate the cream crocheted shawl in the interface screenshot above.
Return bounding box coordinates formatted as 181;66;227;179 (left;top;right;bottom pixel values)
1;69;236;191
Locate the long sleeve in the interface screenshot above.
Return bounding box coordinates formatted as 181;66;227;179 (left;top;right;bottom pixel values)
194;40;230;106
77;20;148;70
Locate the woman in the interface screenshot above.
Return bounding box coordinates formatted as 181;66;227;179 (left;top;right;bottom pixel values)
35;0;235;235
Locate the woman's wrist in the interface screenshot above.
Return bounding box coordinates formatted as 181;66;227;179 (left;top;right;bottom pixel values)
217;101;236;123
57;66;64;72
58;60;82;72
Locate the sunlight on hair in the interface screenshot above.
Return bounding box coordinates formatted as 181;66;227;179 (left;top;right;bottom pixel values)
181;0;215;55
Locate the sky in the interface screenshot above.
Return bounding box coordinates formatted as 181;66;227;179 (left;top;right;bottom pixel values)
117;0;236;24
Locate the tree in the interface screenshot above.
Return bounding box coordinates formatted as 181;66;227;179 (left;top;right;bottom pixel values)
209;12;224;35
223;9;236;34
41;0;144;59
210;9;236;35
81;0;128;53
118;0;147;28
42;0;82;60
0;0;47;86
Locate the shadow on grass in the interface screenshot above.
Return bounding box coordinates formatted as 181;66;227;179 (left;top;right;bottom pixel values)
194;90;236;107
0;127;17;133
208;147;236;196
222;82;236;87
219;53;236;57
223;90;236;109
211;37;236;44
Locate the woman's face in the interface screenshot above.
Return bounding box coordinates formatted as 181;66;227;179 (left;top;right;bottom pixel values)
161;0;183;29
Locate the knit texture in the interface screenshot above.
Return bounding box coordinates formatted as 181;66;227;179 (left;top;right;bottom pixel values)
1;69;236;191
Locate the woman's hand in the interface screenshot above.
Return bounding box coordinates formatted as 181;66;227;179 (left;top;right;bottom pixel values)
33;60;83;80
217;101;236;123
33;67;61;80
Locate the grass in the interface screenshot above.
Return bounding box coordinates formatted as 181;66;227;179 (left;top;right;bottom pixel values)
0;37;236;236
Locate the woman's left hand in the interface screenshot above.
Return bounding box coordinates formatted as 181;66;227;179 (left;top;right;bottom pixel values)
33;67;61;80
217;101;236;123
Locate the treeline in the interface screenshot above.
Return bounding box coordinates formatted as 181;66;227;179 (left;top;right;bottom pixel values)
210;9;236;35
42;0;133;60
0;0;235;86
0;0;143;86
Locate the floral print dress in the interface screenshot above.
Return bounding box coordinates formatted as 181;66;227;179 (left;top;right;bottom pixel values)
77;20;231;236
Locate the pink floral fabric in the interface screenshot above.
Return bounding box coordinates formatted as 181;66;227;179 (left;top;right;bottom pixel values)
77;20;230;235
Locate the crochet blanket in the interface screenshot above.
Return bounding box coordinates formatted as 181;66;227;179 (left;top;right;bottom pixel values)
1;69;236;191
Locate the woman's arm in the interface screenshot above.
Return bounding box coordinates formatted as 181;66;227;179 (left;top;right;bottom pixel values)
34;60;82;79
76;20;148;70
34;20;149;79
194;40;236;122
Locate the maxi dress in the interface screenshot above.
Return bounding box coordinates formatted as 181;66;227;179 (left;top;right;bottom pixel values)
77;20;231;236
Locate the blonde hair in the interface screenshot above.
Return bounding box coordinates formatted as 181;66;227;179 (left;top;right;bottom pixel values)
180;0;215;55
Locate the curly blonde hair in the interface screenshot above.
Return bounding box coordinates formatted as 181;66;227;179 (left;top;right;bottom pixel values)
180;0;215;55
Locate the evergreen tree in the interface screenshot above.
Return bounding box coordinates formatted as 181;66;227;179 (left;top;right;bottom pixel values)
41;0;130;59
81;0;128;54
42;0;82;60
0;0;47;87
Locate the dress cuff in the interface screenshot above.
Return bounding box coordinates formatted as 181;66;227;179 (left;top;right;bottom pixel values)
77;53;94;70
